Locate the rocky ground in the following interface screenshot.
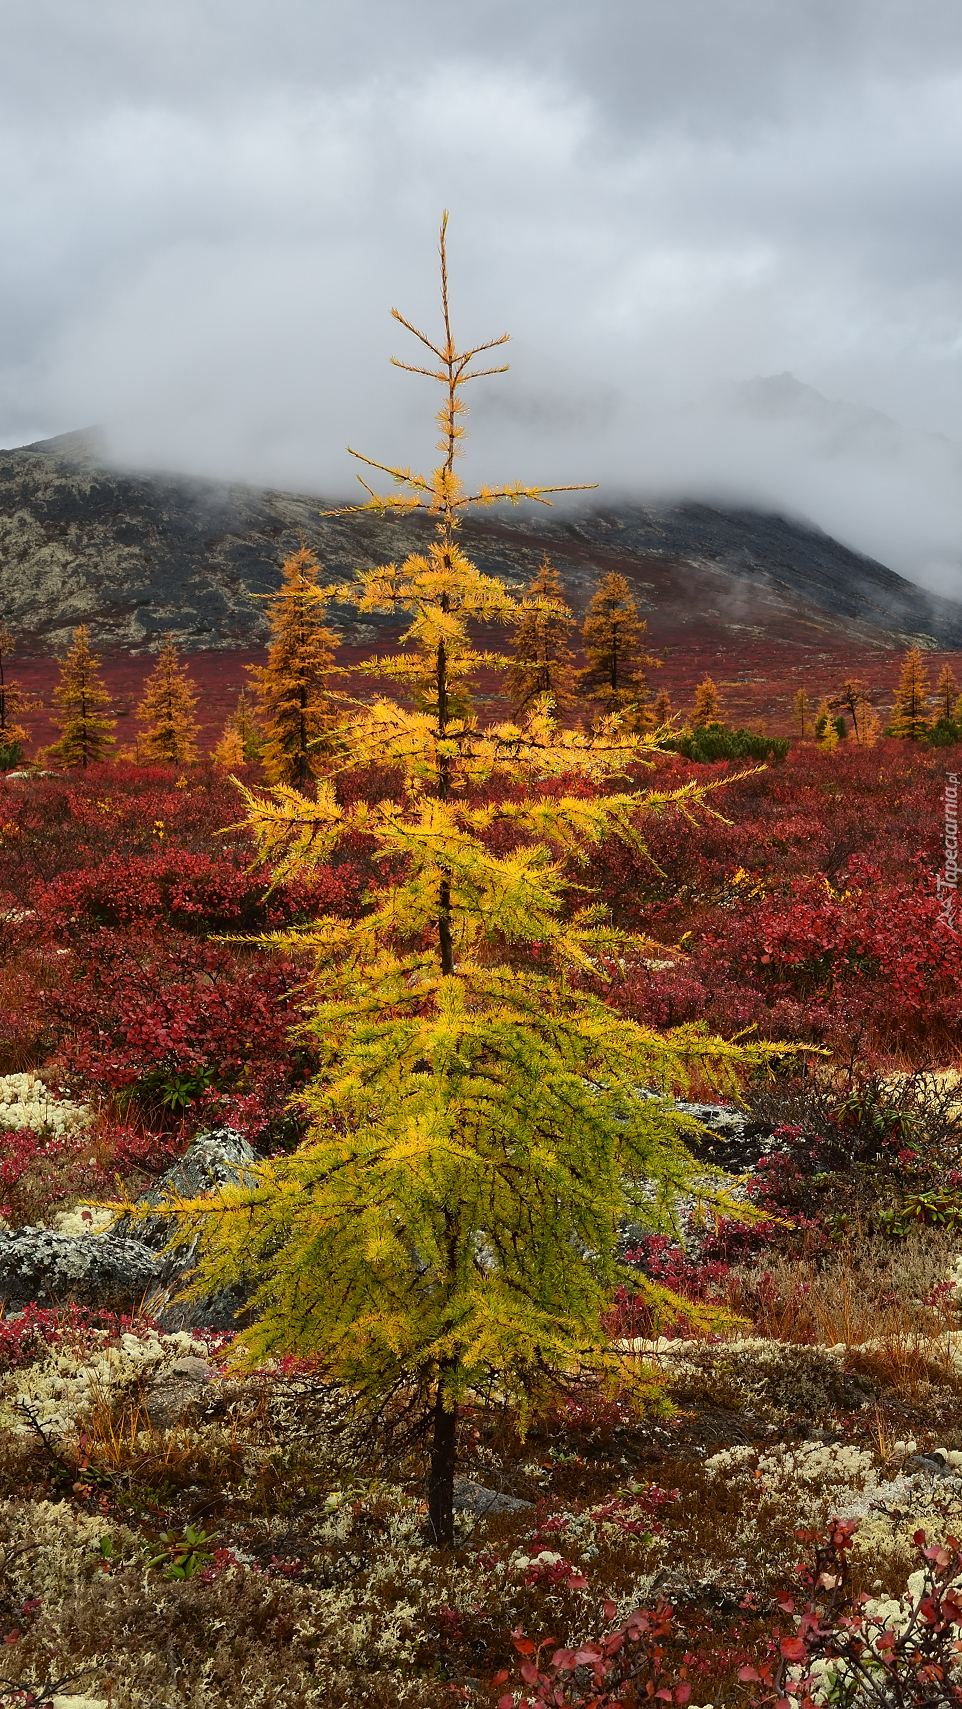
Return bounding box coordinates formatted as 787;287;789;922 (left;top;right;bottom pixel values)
0;1108;959;1706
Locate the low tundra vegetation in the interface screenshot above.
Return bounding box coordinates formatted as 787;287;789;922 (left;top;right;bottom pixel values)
0;1088;961;1702
2;746;962;1701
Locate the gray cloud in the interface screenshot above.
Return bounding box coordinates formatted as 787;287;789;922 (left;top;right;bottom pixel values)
1;1;961;594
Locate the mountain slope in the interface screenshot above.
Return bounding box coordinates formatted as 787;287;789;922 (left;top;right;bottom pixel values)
2;430;961;653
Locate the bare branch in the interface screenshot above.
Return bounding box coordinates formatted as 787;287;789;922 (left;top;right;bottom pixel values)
457;364;511;382
346;449;433;491
439;209;453;365
457;334;511;361
390;307;445;360
391;357;448;380
452;481;599;508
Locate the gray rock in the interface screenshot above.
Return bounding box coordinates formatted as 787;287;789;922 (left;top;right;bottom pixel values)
143;1355;213;1430
119;1127;258;1245
904;1453;958;1480
114;1127;259;1331
451;1477;533;1516
0;1128;259;1330
0;1227;160;1314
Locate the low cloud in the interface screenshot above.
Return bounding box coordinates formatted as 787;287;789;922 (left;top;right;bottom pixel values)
1;1;961;595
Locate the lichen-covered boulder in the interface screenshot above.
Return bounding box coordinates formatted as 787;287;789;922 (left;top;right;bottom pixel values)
118;1127;259;1245
113;1126;260;1331
0;1227;160;1314
0;1129;260;1329
110;1127;259;1326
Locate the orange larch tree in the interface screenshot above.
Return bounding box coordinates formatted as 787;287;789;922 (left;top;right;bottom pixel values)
691;676;722;729
0;623;38;766
248;547;338;788
136;635;200;766
889;648;931;740
505;555;576;717
47;626;115;769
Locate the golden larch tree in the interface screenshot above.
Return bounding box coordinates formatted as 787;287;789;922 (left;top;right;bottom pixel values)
505;556;575;717
814;697;838;751
130;214;786;1547
211;686;261;768
47;626;115;769
936;663;959;721
248;546;338;787
691;676;722;729
0;623;38;765
234;686;262;761
793;688;809;738
652;687;672;726
576;572;659;729
136;635;200;765
889;647;931;740
211;723;245;768
830;679;878;746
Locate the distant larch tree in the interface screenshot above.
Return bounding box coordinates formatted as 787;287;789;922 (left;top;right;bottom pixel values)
47;626;115;769
889;648;931;740
136;635;200;766
248;546;338;787
652;687;672;726
936;662;959;721
212;685;261;769
505;556;575;717
576;572;659;729
691;676;722;729
0;622;38;765
793;688;810;739
830;679;879;747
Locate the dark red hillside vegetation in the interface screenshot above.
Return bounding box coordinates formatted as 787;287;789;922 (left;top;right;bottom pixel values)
0;734;958;1235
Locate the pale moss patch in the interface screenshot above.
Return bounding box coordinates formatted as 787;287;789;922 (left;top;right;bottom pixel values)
0;1498;145;1601
0;1328;210;1438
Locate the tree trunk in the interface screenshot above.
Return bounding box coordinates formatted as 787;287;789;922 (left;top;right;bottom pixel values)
428;605;458;1545
438;877;455;975
428;1366;458;1547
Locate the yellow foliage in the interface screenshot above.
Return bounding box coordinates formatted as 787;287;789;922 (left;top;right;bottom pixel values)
577;572;660;729
890;647;931;740
506;556;576;717
131;214;799;1547
136;635;200;766
691;676;722;729
248;546;338;787
46;626;115;770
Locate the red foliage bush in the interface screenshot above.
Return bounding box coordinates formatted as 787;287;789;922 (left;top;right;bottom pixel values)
0;1303;164;1374
495;1522;962;1709
494;1600;692;1709
0;1117;184;1227
0;763;371;1135
2;737;959;1148
742;1520;962;1709
46;930;304;1125
578;742;961;1063
36;848;363;937
0;1124;115;1226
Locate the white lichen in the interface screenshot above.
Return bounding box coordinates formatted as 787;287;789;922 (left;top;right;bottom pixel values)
0;1072;90;1135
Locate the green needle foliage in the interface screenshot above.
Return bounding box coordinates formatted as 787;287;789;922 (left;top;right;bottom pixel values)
128;214;787;1547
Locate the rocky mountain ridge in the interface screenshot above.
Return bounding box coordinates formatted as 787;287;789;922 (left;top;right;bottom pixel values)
2;429;961;653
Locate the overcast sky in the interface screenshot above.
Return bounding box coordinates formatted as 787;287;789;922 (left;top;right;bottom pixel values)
2;0;962;591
